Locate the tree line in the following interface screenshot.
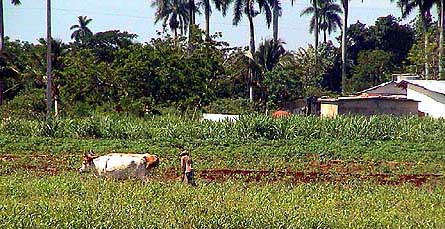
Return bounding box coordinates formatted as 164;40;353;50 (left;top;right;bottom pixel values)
0;0;444;116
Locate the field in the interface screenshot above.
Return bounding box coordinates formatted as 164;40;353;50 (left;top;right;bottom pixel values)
1;115;445;228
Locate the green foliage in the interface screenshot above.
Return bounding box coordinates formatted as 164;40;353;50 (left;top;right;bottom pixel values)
272;43;335;100
59;49;118;111
348;50;394;93
263;68;301;107
2;115;445;143
406;29;439;79
346;15;414;67
0;174;444;228
0;88;46;118
204;98;259;114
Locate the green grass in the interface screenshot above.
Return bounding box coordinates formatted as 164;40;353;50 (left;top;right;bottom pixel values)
0;173;444;228
1;115;445;228
2;115;445;142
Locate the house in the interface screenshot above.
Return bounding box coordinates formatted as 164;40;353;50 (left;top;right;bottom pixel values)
356;74;420;96
357;81;406;96
398;80;445;118
319;95;419;118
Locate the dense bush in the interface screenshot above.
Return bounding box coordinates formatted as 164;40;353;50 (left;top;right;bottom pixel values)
203;98;260;114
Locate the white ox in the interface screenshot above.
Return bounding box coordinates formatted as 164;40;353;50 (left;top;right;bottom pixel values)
79;153;159;180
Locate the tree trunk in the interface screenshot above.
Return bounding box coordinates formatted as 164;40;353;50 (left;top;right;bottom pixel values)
0;0;4;53
313;0;319;59
341;0;348;94
188;0;195;42
273;4;279;42
324;28;327;43
179;16;184;36
46;0;52;117
248;2;255;102
422;13;429;79
440;0;444;79
0;78;4;105
205;0;210;40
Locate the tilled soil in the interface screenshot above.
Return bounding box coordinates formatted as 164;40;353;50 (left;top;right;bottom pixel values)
1;154;443;186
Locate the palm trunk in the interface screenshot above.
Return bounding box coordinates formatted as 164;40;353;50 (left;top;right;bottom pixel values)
422;13;429;79
248;2;255;102
0;78;4;105
0;0;4;105
205;0;210;40
341;0;348;94
0;0;4;53
46;0;52;117
324;28;327;43
273;5;279;42
314;0;319;60
188;0;195;42
179;16;184;36
440;0;444;79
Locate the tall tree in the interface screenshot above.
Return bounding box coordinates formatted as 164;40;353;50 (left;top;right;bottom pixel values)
269;0;282;42
0;0;21;105
301;0;342;43
439;0;444;79
232;0;272;101
0;0;21;53
340;0;363;94
152;0;190;37
301;0;320;55
319;0;342;43
46;0;52;117
70;16;93;43
395;0;435;79
341;0;348;94
188;0;196;41
202;0;231;39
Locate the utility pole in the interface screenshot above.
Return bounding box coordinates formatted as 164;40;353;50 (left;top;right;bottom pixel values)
46;0;52;117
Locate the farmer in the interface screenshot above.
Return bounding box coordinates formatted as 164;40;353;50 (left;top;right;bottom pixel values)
179;150;195;185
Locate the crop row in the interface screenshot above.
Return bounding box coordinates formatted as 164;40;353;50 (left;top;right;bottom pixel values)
1;115;445;142
1;174;444;228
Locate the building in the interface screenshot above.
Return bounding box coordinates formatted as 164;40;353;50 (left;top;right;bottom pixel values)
356;74;420;96
319;95;419;118
398;80;445;118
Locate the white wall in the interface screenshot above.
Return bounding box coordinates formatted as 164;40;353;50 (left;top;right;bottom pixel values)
407;85;445;118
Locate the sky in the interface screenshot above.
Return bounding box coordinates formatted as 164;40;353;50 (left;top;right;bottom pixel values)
5;0;415;50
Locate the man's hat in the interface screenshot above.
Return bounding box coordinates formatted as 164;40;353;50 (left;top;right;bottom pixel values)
179;150;189;157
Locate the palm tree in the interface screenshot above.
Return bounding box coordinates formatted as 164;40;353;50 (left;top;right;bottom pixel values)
319;0;342;43
300;0;321;68
256;39;286;72
394;0;435;79
232;0;272;101
340;0;362;94
268;0;282;42
301;0;342;43
0;0;21;53
0;0;21;105
46;0;52;116
188;0;196;40
255;39;286;103
152;0;190;37
438;0;444;79
70;16;93;43
202;0;231;39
